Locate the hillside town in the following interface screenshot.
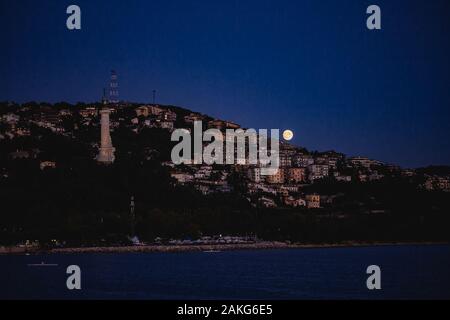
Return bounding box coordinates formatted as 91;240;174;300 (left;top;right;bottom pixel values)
1;100;449;215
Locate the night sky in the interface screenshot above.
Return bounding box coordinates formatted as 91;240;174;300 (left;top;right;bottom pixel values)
1;0;449;168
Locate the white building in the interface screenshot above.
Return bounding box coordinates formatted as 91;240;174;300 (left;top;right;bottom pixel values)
96;108;115;164
294;155;314;167
308;164;329;181
247;167;262;183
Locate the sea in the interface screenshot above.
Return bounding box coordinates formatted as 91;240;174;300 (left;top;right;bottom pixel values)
1;245;449;300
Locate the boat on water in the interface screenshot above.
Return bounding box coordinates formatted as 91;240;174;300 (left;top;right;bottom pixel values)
27;262;58;267
203;250;222;253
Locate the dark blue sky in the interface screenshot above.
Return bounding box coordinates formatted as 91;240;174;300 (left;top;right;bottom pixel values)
1;0;449;168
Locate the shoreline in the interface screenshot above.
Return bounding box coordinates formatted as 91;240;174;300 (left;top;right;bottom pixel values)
1;241;448;255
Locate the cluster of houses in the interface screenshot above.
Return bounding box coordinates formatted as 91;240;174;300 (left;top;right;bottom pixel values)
2;103;450;206
423;175;450;192
166;143;389;209
163;128;399;209
133;105;177;131
0;106;73;139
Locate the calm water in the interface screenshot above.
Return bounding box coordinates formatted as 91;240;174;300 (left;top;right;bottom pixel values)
1;245;449;300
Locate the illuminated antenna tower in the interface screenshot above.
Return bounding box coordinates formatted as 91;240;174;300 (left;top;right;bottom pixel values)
109;70;119;104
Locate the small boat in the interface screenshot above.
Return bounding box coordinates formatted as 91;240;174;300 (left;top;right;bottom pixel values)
27;262;58;267
203;249;222;253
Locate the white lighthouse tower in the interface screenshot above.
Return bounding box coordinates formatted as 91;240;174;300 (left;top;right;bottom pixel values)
97;88;115;164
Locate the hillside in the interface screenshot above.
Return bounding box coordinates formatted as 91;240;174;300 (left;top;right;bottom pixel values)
0;101;449;246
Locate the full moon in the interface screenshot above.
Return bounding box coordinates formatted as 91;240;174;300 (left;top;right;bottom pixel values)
282;129;294;141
